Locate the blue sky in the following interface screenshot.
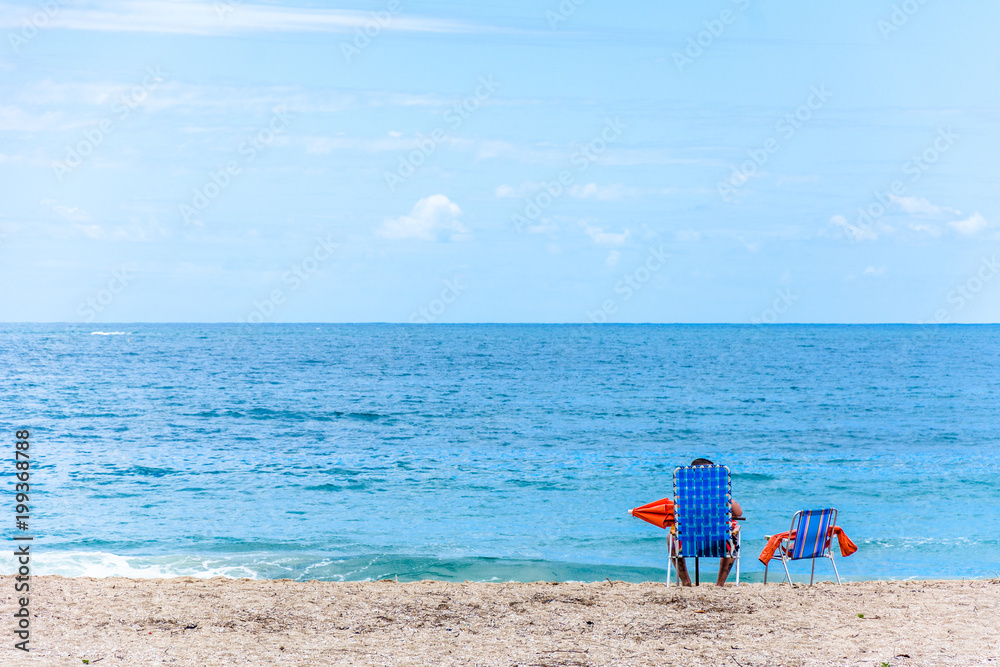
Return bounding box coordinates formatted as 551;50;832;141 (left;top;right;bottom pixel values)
1;0;998;323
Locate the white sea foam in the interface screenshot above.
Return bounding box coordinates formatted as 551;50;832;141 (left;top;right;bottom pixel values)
0;551;439;582
0;551;261;580
90;331;129;336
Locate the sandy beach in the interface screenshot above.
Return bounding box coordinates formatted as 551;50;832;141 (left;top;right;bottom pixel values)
2;576;997;666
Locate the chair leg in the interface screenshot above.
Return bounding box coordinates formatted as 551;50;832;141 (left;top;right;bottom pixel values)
668;534;673;587
763;562;768;585
829;553;842;585
781;555;792;585
695;557;699;586
810;558;816;586
735;532;741;586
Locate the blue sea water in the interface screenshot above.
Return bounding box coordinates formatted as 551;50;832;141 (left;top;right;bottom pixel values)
1;324;998;584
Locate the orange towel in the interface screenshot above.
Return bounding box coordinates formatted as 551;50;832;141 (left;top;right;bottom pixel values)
834;526;858;557
758;526;857;565
758;532;788;564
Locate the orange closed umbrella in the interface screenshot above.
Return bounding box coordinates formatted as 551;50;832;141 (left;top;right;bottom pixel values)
628;497;675;529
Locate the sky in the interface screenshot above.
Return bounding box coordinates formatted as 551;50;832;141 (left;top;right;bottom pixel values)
1;0;998;323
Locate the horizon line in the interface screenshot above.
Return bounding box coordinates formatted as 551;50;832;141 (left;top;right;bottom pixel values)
3;322;999;326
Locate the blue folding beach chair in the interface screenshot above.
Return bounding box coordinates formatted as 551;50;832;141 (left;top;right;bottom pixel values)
667;464;739;586
764;508;842;586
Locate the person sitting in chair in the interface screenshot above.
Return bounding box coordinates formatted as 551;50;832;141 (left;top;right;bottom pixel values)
672;457;743;587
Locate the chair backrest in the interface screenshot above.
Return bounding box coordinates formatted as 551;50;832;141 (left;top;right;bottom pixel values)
673;464;732;558
789;509;837;560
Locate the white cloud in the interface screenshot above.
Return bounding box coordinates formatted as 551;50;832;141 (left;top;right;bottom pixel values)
303;135;409;154
948;212;988;236
830;214;879;242
494;184;523;198
599;148;724;168
908;223;941;237
568;183;640;200
378;195;467;242
298;133;504;158
496;181;689;201
889;195;958;217
7;81;461;120
523;220;558;235
75;224;104;239
0;104;67;132
831;201;986;241
53;205;92;222
14;80;128;107
580;222;629;247
474;140;522;160
863;266;887;277
0;1;483;36
605;250;621;267
493;181;547;199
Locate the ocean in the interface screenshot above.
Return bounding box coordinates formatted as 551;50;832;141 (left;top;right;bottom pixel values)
1;324;997;583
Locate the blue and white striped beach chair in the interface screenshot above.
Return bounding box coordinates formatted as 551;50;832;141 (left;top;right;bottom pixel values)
764;508;842;585
667;464;739;586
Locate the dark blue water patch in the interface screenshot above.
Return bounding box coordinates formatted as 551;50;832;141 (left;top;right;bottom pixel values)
201;407;396;423
303;484;368;492
189;410;246;418
128;466;179;477
732;473;776;482
336;412;390;422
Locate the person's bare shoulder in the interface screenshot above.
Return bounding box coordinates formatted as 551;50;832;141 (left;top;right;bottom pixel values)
731;500;743;518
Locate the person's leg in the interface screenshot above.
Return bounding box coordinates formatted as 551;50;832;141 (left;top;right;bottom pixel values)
674;556;692;586
670;537;692;586
716;557;735;587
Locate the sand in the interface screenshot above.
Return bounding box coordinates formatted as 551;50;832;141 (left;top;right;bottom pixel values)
1;576;997;666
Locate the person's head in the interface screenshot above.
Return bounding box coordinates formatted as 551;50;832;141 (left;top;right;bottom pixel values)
691;458;714;467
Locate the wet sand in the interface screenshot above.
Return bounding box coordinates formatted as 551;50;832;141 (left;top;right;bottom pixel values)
3;576;998;665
